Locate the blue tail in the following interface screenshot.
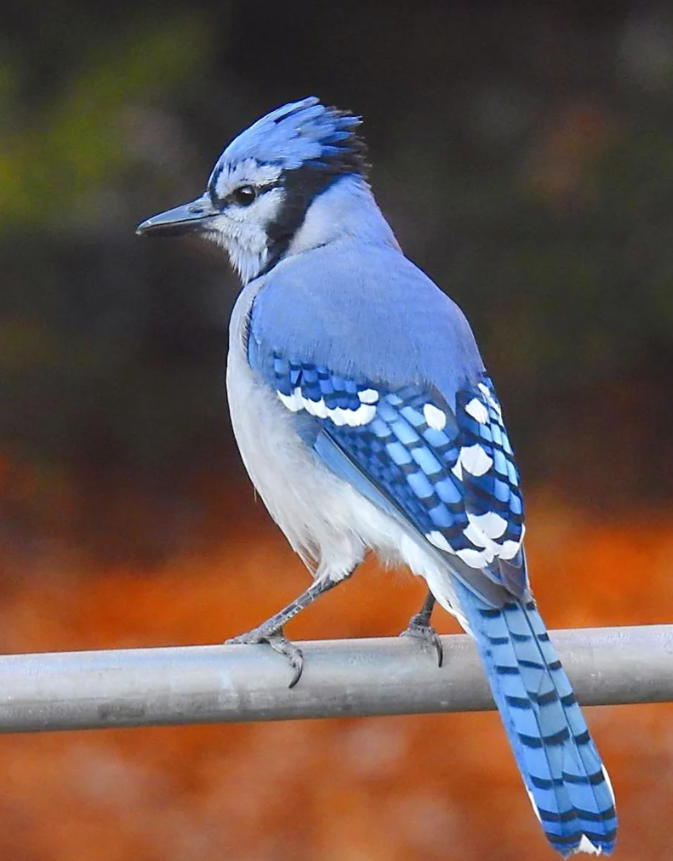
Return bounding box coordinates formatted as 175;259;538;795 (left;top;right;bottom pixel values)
455;580;617;856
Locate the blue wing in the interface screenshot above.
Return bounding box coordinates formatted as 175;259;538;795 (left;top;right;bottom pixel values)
251;342;526;607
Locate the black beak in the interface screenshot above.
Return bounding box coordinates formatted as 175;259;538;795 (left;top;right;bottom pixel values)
136;195;218;237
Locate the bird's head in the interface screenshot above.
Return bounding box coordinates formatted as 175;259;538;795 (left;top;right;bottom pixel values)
137;97;369;282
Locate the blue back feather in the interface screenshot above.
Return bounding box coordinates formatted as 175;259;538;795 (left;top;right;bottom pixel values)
251;235;484;399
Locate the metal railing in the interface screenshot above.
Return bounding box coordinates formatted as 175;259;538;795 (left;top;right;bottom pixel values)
0;624;670;733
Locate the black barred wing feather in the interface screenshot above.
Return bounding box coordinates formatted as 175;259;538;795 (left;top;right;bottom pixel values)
271;355;526;600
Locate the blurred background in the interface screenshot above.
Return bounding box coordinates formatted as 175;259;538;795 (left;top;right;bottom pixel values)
1;1;672;858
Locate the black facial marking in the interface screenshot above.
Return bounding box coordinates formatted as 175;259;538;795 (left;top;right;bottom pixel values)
265;167;334;254
261;116;370;273
208;165;224;206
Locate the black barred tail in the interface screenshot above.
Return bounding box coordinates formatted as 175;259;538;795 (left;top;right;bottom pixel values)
454;580;617;856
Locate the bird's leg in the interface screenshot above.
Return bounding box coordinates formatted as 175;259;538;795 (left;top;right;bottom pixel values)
226;574;349;688
400;590;443;667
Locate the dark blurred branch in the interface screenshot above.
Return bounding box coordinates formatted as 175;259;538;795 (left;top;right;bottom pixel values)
0;625;669;733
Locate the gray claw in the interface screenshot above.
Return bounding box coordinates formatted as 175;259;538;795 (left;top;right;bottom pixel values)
226;628;304;687
400;619;443;667
266;633;304;688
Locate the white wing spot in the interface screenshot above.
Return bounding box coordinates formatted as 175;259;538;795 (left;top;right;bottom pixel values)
457;519;524;570
277;388;303;412
358;388;379;404
463;521;492;550
456;546;495;567
426;530;453;553
468;511;508;540
277;390;376;427
327;406;347;427
465;397;489;424
478;382;502;417
338;403;376;427
352;403;376;425
424;403;447;431
302;397;323;418
497;538;524;560
459;444;493;476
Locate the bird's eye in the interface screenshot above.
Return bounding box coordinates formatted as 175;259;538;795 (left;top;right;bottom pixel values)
231;185;257;206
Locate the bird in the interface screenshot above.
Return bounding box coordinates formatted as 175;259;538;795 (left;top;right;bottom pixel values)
137;97;617;856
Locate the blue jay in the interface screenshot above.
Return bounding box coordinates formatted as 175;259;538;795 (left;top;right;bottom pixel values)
137;98;617;856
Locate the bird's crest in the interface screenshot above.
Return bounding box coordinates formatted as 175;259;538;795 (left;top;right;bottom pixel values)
212;97;369;181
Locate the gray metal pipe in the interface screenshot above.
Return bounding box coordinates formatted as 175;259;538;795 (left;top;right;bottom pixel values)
0;625;670;733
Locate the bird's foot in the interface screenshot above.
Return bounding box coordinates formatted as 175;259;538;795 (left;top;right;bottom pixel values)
399;614;443;667
226;626;304;688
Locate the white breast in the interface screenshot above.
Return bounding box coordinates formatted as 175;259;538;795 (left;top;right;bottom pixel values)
226;284;368;582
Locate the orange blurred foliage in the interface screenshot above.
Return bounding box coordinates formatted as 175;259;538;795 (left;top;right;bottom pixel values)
0;493;670;861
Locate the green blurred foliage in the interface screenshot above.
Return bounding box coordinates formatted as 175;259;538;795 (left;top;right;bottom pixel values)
0;14;212;225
